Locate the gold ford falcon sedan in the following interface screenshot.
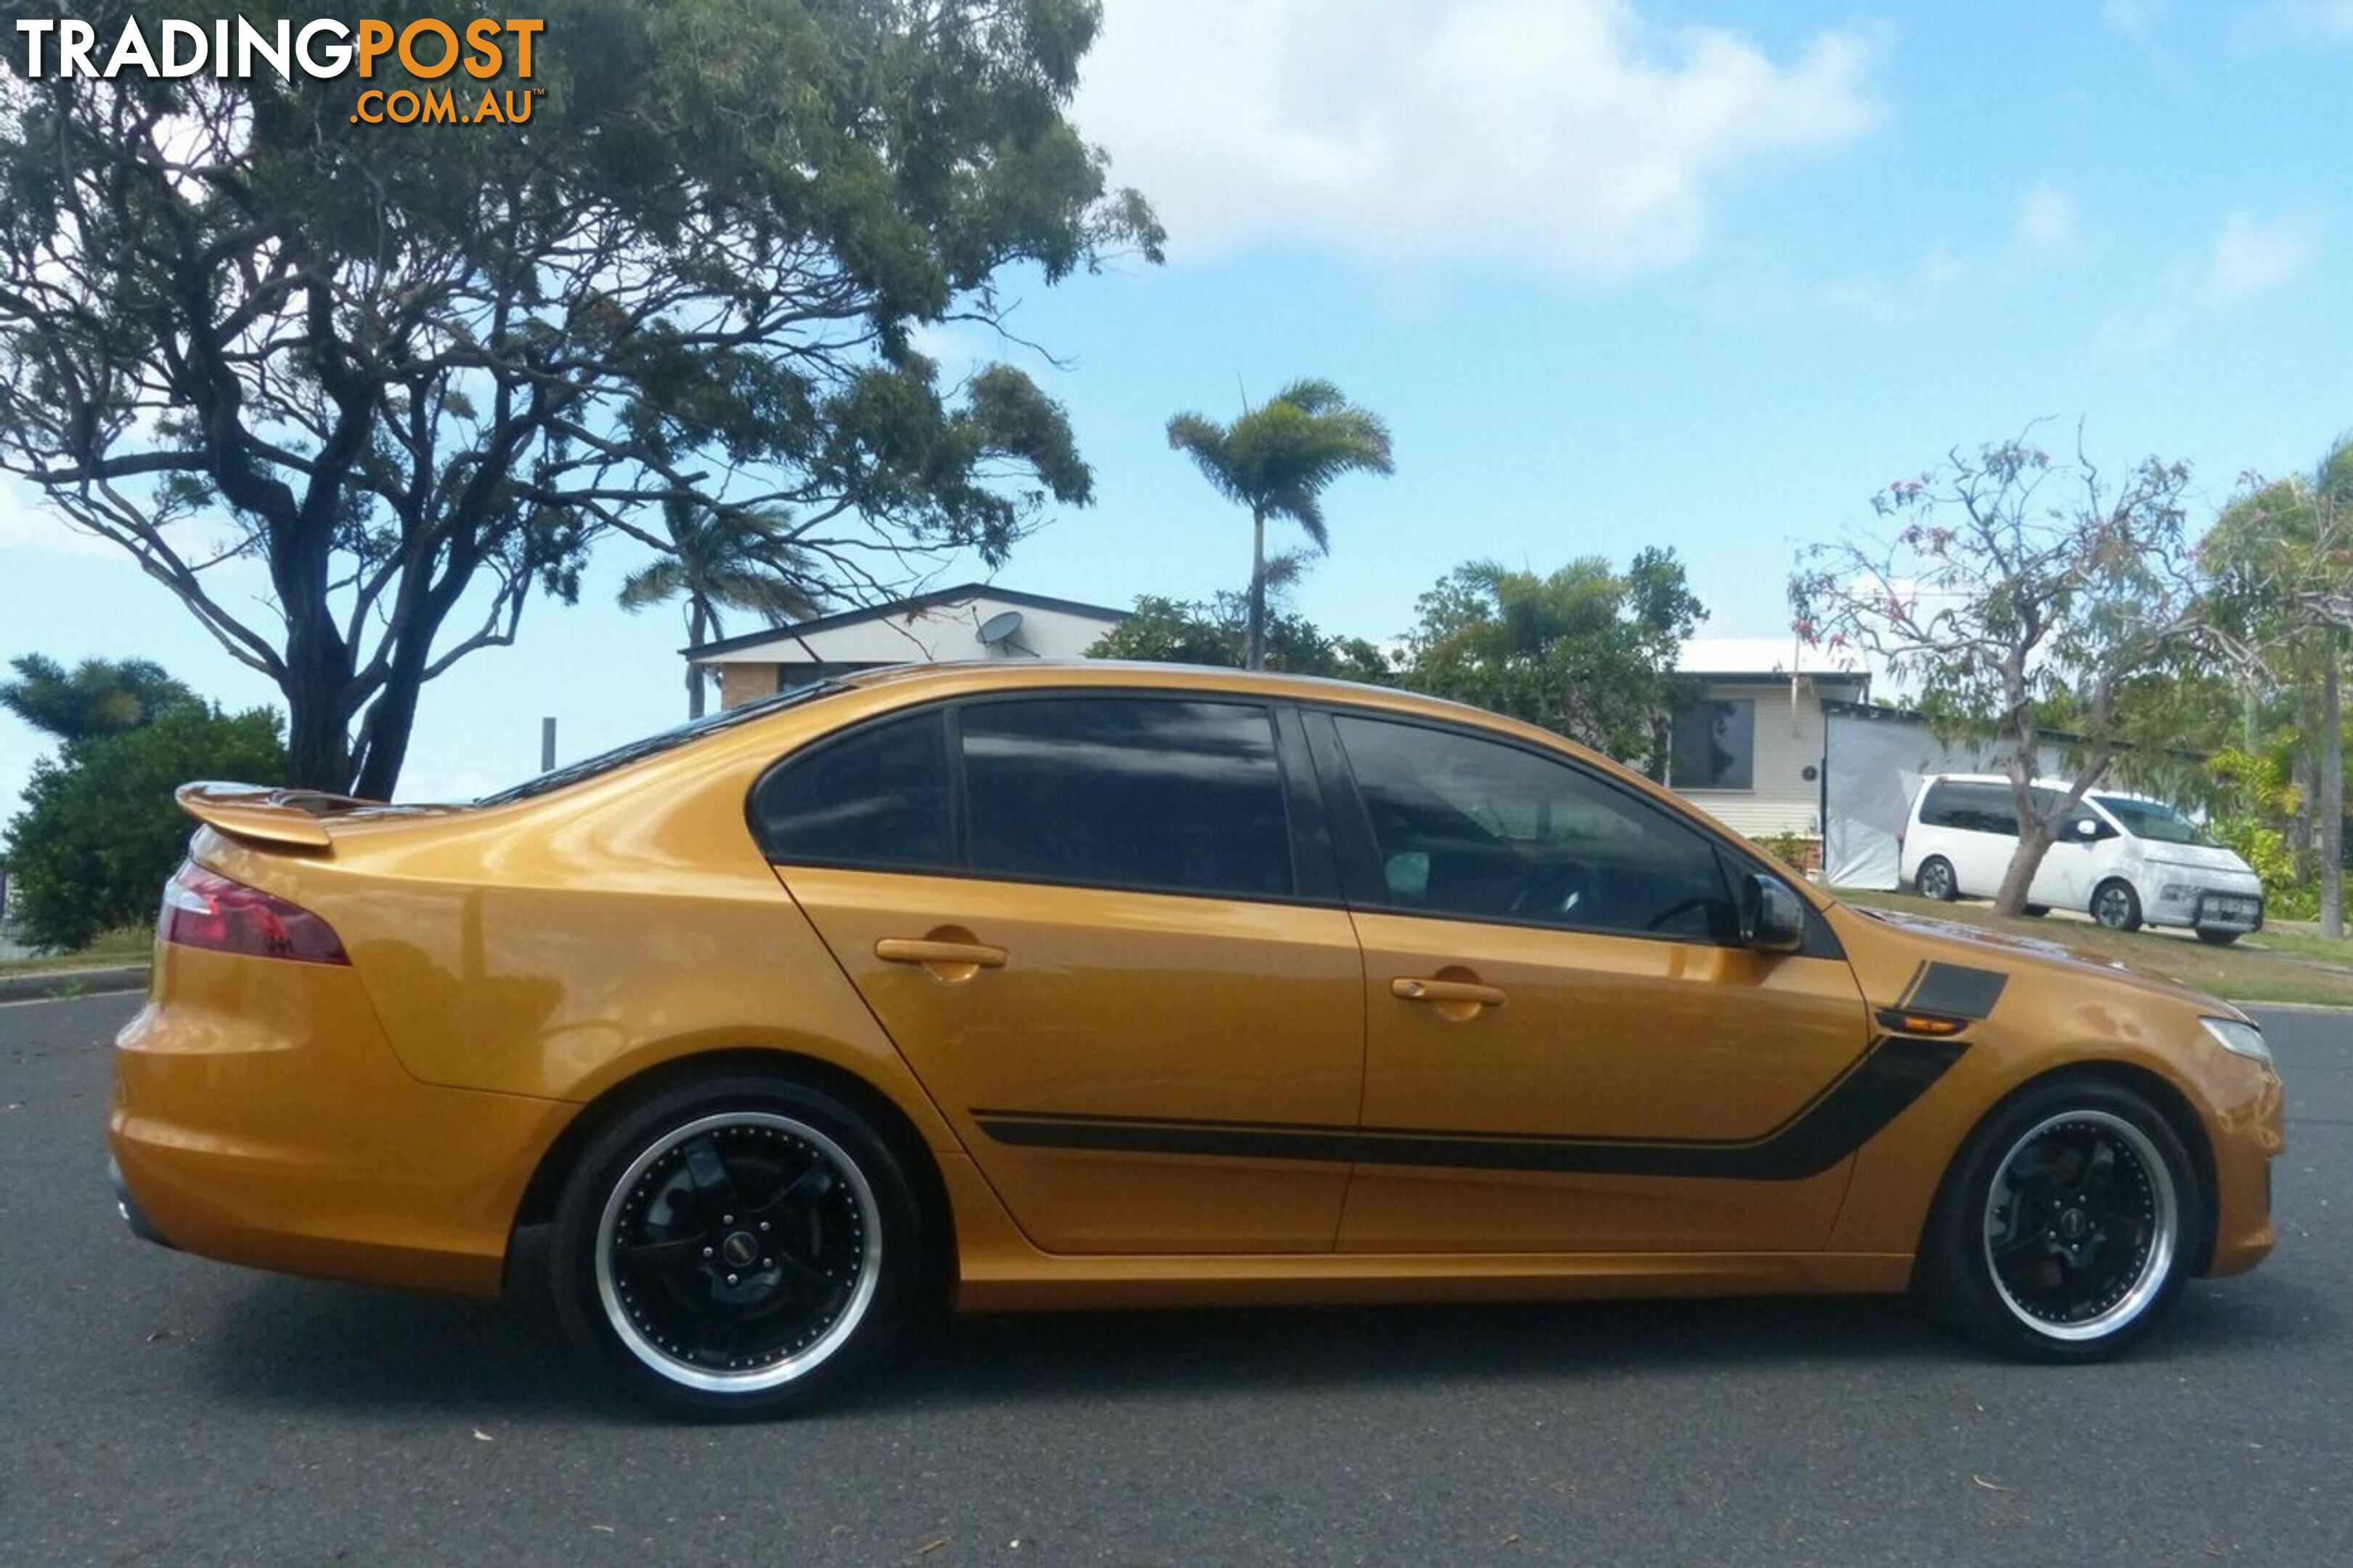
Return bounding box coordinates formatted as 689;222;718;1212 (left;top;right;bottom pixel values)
108;663;2284;1415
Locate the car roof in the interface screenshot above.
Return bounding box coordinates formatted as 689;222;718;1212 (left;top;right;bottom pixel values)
839;659;1504;721
1922;774;2163;804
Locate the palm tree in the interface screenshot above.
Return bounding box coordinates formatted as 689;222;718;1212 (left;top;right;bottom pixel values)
1167;379;1395;669
618;499;823;718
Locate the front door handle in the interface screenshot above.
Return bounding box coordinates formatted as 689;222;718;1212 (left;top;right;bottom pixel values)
876;937;1008;970
1391;976;1506;1008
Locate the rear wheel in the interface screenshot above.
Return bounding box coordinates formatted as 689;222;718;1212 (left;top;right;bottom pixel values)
1922;1078;2202;1361
2091;879;2143;933
551;1074;922;1417
1916;857;1960;902
2022;904;2050;918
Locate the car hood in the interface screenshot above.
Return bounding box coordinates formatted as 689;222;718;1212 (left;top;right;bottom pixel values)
1850;905;2239;1017
2134;842;2258;877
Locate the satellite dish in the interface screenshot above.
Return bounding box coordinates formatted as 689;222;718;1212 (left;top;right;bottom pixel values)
976;610;1026;649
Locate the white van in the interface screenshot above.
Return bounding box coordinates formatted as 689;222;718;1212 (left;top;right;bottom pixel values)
1899;774;2265;944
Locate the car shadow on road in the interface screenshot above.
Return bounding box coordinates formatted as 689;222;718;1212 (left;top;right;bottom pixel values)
192;1258;2338;1423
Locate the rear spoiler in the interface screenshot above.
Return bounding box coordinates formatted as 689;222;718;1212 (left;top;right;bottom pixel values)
175;781;377;852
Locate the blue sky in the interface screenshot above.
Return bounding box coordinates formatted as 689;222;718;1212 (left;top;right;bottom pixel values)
4;0;2351;812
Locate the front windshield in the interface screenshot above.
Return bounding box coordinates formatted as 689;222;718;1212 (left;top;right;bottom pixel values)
2090;794;2211;847
477;680;838;806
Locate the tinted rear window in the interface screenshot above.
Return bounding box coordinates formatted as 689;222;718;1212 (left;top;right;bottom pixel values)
961;698;1294;899
481;681;837;806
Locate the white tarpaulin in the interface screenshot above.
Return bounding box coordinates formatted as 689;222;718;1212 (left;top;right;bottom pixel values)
1821;706;2066;889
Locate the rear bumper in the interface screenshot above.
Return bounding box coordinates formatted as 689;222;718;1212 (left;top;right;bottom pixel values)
108;1154;172;1249
107;950;574;1298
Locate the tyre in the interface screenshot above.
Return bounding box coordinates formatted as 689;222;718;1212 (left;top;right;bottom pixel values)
1920;1077;2203;1362
2091;879;2142;933
1916;857;1960;902
2195;928;2241;947
2022;904;2050;918
550;1074;923;1418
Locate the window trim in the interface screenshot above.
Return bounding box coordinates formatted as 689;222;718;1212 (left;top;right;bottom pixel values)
748;687;1337;909
1302;703;1843;957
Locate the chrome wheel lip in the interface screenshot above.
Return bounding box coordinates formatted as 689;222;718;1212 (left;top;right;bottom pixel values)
1982;1108;2177;1344
594;1111;883;1395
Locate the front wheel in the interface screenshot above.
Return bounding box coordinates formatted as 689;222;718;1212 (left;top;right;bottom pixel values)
2091;879;2143;933
551;1074;923;1417
2195;928;2241;947
1921;1079;2203;1361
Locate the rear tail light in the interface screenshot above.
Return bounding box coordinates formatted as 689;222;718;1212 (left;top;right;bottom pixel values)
159;862;349;965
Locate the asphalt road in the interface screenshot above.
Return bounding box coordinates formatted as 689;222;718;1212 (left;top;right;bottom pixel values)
3;992;2349;1567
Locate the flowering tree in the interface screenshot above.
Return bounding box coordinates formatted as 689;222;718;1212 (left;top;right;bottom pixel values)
1790;433;2205;915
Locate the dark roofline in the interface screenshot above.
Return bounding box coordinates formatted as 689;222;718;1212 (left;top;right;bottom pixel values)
682;582;1131;659
1687;669;1870;685
1820;698;2211;765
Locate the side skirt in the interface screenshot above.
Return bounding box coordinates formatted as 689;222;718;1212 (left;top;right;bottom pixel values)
953;1249;1914;1314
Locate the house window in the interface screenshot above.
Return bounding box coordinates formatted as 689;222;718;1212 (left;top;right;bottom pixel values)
1669;698;1755;791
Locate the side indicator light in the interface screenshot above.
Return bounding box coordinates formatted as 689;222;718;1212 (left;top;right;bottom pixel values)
1875;1007;1967;1037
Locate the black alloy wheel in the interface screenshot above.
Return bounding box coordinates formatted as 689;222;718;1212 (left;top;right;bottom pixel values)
1922;1077;2201;1361
552;1074;922;1416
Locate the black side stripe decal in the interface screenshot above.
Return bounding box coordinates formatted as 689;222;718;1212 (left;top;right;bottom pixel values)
971;1036;1967;1183
1897;961;2008;1021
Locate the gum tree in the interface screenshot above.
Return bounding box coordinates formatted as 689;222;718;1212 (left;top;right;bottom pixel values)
2201;438;2353;935
0;0;1160;794
1790;433;2206;915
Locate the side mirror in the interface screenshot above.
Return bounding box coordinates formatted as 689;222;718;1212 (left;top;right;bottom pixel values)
2073;818;2100;840
1740;872;1806;954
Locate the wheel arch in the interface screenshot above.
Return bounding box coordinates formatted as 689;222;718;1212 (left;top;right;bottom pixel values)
1914;1057;2220;1281
507;1046;958;1299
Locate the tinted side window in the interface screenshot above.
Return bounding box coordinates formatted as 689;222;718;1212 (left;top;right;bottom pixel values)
754;710;952;868
1334;715;1737;942
1928;782;2018;837
962;698;1294;899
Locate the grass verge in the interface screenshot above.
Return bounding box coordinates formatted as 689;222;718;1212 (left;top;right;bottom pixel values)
1833;888;2353;1008
0;926;152;977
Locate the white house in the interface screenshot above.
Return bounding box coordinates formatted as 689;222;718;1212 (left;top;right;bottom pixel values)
688;583;1129;708
1665;638;1872;852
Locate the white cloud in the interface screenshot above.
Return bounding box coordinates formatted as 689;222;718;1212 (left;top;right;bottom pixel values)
2203;211;2322;303
2100;209;2323;353
1075;0;1883;282
2012;181;2079;262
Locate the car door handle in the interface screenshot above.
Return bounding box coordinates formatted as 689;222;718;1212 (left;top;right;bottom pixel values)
1391;976;1506;1008
875;938;1008;969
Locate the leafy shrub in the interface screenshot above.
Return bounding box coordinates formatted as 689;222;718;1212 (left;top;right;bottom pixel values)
2209;746;2319;920
2;705;285;951
1752;831;1815;871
